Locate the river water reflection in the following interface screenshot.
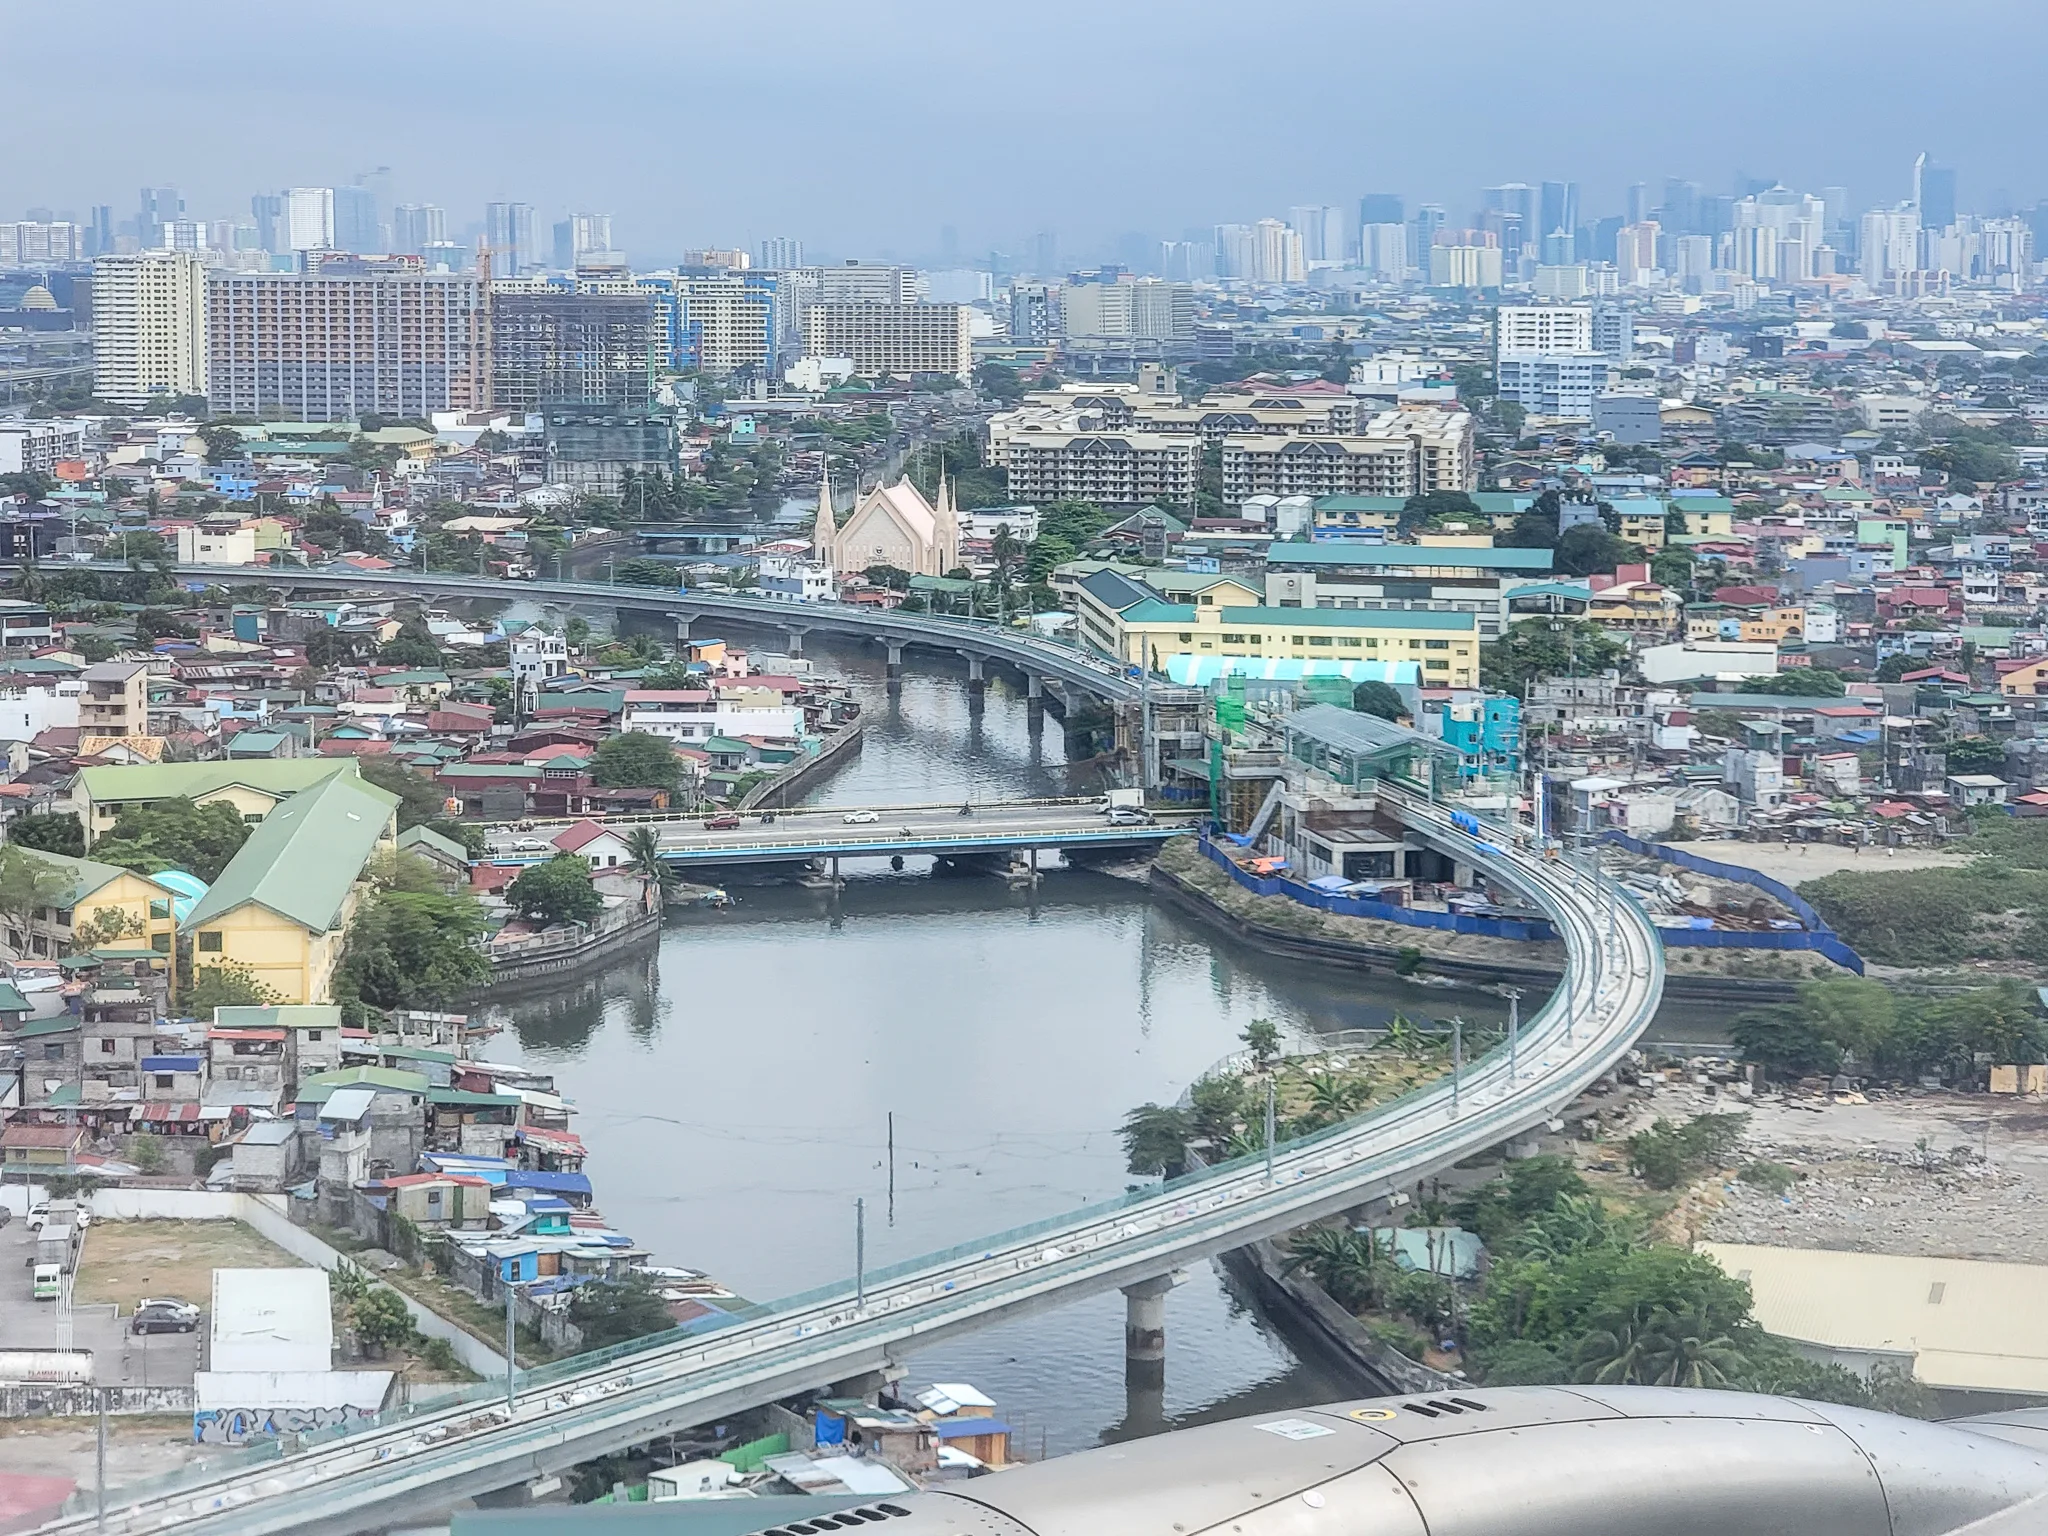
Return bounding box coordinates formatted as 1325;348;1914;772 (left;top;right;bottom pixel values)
476;634;1518;1454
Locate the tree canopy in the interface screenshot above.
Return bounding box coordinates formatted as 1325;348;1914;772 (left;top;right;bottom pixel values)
5;811;83;857
592;731;681;791
507;855;603;926
92;797;251;883
1552;524;1641;578
1481;619;1629;696
1351;680;1407;722
334;885;491;1012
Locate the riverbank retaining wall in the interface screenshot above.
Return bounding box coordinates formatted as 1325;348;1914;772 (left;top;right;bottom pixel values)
483;906;661;989
742;721;866;810
1218;1239;1456;1398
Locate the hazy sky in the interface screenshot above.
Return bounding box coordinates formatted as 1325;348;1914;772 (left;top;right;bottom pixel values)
13;0;2047;263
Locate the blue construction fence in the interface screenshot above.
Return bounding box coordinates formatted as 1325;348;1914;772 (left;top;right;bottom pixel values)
1197;836;1559;943
1598;831;1865;975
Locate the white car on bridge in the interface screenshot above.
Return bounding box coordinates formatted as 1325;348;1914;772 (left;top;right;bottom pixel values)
842;809;880;824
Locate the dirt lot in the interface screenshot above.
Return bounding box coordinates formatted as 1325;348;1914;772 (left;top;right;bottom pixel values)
1690;841;1972;886
1676;1089;2048;1264
74;1221;304;1313
0;1416;204;1490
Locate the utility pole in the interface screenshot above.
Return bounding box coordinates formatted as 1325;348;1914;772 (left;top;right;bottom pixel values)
95;1388;106;1530
1263;1076;1277;1185
503;1277;518;1412
1451;1018;1463;1112
855;1197;867;1309
1504;986;1523;1080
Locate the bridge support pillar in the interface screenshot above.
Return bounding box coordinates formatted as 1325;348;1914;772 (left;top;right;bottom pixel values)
1505;1131;1544;1160
674;612;694;645
1122;1271;1184;1392
781;626;808;658
885;639;905;680
959;651;987;707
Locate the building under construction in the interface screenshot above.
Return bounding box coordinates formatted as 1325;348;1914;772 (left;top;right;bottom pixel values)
488;288;657;412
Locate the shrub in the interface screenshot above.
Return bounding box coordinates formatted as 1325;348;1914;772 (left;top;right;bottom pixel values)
1738;1160;1798;1196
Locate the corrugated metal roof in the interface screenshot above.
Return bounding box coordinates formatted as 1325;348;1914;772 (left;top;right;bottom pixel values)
319;1087;377;1122
182;773;399;935
1700;1242;2048;1395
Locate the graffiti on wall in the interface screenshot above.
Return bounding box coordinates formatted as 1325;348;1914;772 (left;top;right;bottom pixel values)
193;1404;373;1445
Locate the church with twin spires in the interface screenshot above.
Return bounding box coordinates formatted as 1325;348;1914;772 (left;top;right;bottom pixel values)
811;470;961;580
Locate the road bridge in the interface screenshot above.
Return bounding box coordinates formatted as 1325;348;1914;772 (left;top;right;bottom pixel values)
483;801;1197;869
37;786;1664;1536
64;562;1140;705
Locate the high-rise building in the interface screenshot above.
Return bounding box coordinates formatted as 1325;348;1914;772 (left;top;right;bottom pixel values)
1481;184;1535;255
489;287;657;408
1214;224;1256;280
1359;193;1404;227
800;302;972;380
1592;306;1634;363
1287;205;1345;264
250;193;284;254
162;220;205;253
484;202;538;275
1060;279;1194;342
1859;207;1922;284
138;188;182;249
1914;153;1958;233
758;237;804;271
207;257;483;418
1009;282;1061;344
1158;240;1214;282
1429;244;1503;289
1660;178;1701;235
0;223;84;263
659;271;780;377
332;186;380;253
1032;231;1058;277
91;250;209;406
1254;219;1305;283
1360;223;1407;279
392;204;446;255
1407;204;1446;269
1540;181;1580;245
1623;182;1651;226
283;188;335;251
1673;234;1715;287
551;213;613;269
1616;221;1660;283
88;206;114;258
813;262;920;304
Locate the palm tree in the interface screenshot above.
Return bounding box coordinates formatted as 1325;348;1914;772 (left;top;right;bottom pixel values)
1380;1014;1423;1058
1305;1072;1364;1123
1513;1195;1631;1262
624;827;669;886
1574;1307;1659;1385
1120;1103;1193;1178
1282;1225;1389;1311
1643;1308;1748;1388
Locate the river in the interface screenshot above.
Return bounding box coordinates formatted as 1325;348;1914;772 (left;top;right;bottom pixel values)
475;633;1519;1455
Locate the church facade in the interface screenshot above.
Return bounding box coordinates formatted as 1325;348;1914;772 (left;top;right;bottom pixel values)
812;474;960;580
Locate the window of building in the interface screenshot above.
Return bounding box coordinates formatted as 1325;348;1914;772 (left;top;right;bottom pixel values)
155;1074;174;1090
1308;636;1333;646
98;1038;114;1054
199;931;223;952
43;1043;62;1060
1220;633;1244;643
1427;659;1450;671
1291;635;1306;646
149;898;171;919
151;932;170;953
306;1030;323;1042
1340;638;1363;648
1425;639;1449;650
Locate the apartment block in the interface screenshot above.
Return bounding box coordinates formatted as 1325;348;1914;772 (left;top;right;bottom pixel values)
207;259;483;419
671;272;779;377
0;222;84;263
1001;431;1199;506
800;302;971;380
1221;408;1474;500
1496;353;1611;418
1496;304;1594;357
91;251;210;407
79;661;149;738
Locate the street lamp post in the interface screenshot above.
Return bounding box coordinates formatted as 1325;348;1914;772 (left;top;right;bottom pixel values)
1503;986;1523;1080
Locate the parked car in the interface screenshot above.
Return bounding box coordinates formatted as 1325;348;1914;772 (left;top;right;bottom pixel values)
842;809;881;824
131;1298;200;1334
510;837;549;852
704;813;742;831
26;1203;86;1234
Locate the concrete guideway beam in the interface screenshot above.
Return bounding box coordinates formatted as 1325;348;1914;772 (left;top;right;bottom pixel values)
41;783;1661;1536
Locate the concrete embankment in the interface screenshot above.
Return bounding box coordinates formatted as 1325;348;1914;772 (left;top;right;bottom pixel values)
741;721;866;809
1148;844;1820;1004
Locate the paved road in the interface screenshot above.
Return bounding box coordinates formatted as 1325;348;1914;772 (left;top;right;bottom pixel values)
33;792;1663;1536
0;1220;201;1389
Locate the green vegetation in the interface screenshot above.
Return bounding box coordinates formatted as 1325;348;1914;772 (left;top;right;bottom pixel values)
1351;680;1407;722
1625;1113;1747;1190
91;796;251;883
508;854;603;926
1552;524;1643;578
1736;668;1847;698
1481;618;1629;696
5;811;83;857
1800;823;2048;968
566;1275;674;1348
1729;975;2045;1083
592;730;681;791
334;861;491;1014
179;960;277;1014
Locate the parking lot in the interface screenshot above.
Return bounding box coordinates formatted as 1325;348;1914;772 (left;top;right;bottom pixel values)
0;1216;202;1388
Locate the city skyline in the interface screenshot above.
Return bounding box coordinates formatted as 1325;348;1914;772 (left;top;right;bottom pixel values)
11;0;2047;264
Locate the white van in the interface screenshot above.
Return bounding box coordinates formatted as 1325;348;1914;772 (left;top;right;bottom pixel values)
31;1264;60;1301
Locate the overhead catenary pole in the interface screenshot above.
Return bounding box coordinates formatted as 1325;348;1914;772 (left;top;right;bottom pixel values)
504;1275;517;1411
1504;986;1523;1080
855;1197;867;1309
1263;1076;1277;1185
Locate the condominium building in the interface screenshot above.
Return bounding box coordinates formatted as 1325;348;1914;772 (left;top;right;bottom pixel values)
1496;304;1594;357
1000;431;1198;506
800;302;971;379
813;263;920;305
91;250;210;407
207;259;484;419
1428;245;1503;288
1220;408;1475;500
0;222;84;263
488;288;657;409
1060;279;1195;343
674;272;778;377
283;187;336;252
1496;353;1611;418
